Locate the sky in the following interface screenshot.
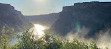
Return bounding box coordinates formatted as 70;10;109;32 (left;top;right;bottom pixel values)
0;0;111;15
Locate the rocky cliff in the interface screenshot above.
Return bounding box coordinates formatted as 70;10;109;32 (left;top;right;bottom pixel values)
0;3;32;33
50;2;111;37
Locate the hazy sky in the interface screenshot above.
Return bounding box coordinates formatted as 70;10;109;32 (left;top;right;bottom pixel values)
0;0;111;15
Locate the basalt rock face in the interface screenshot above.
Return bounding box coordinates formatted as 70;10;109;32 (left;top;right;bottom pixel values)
51;2;111;37
0;3;32;34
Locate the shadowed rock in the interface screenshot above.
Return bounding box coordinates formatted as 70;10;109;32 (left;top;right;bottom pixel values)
0;3;32;34
50;1;111;37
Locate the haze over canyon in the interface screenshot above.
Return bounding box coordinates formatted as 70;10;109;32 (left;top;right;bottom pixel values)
1;1;111;49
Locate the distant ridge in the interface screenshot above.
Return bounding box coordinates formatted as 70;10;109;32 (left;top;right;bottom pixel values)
25;13;59;27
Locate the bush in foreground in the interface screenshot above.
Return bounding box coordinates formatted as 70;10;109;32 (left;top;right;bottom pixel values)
0;27;99;49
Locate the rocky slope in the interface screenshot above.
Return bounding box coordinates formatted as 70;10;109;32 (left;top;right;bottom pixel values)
0;3;32;34
50;1;111;37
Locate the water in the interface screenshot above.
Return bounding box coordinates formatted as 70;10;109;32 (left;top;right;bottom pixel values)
9;24;47;45
9;32;23;45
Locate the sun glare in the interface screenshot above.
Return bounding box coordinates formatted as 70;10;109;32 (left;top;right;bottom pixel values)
34;24;45;39
36;0;44;2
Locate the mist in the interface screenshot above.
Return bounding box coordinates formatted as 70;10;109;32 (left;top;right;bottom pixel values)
63;27;111;49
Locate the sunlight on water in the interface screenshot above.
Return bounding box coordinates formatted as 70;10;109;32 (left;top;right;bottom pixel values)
9;24;46;45
33;24;46;39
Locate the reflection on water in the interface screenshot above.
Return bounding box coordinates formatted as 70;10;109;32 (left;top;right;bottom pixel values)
9;24;47;45
33;24;46;39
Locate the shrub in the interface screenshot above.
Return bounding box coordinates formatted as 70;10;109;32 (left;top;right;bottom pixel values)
0;27;100;49
0;26;15;49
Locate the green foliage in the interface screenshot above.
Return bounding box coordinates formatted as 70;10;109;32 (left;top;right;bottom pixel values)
0;26;15;49
11;29;37;49
0;27;101;49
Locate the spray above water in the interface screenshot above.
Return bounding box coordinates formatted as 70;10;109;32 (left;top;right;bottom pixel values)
33;24;46;39
65;27;111;49
32;24;111;49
